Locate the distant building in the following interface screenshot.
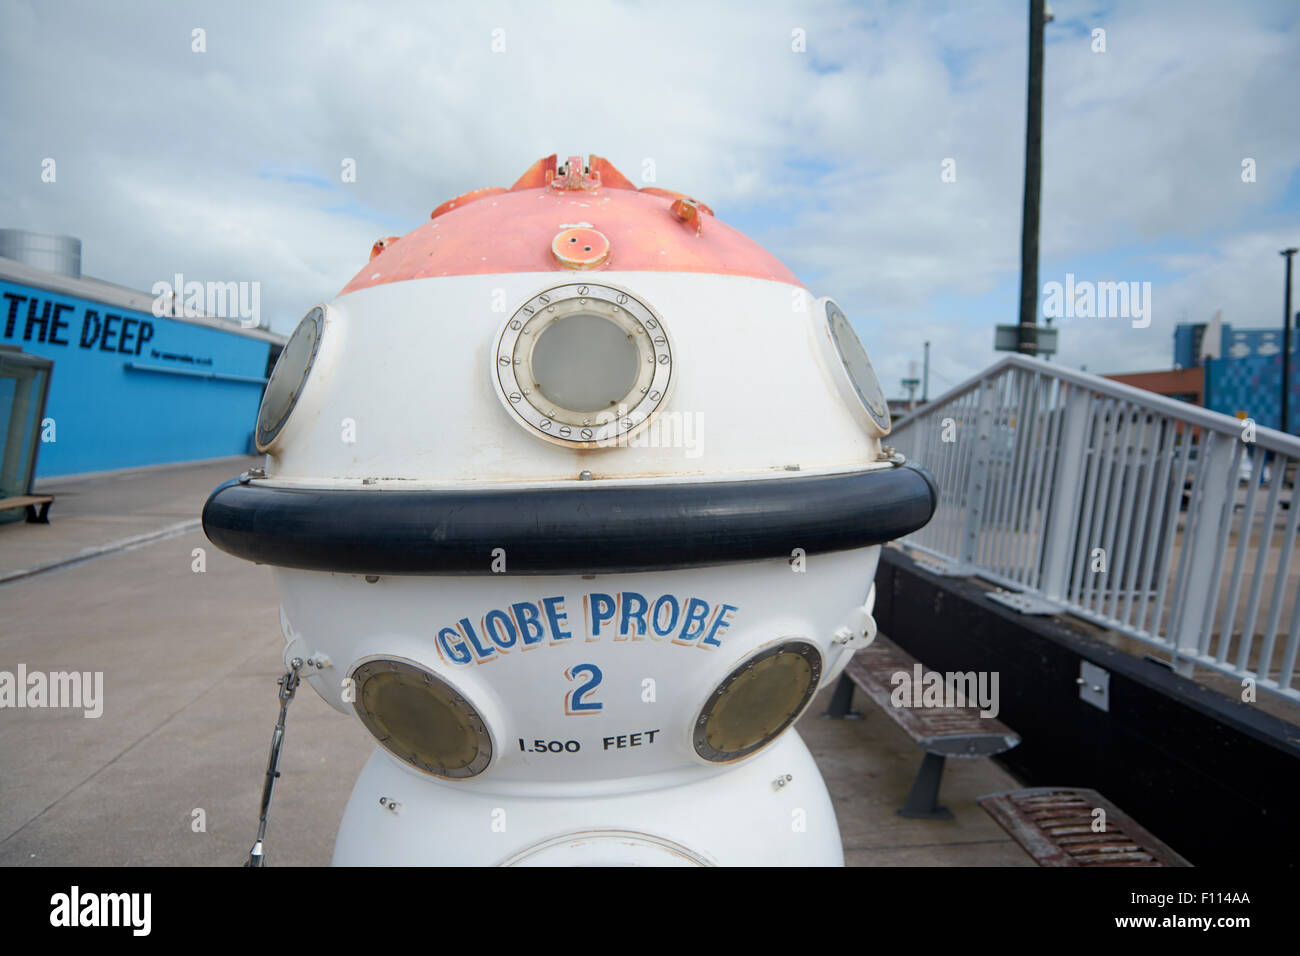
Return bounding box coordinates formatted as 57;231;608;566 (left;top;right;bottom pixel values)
1172;320;1298;434
0;231;285;478
1173;322;1208;370
1106;367;1203;406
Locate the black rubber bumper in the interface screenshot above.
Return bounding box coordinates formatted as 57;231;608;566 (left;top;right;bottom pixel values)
201;463;937;576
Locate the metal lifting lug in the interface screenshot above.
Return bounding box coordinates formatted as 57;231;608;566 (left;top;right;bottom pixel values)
283;633;332;675
833;604;878;651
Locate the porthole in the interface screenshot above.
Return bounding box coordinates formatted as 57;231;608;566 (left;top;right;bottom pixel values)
817;297;891;437
351;659;493;780
692;641;823;763
492;284;672;448
256;306;324;450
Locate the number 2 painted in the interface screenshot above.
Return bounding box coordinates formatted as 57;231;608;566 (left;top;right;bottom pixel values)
564;663;603;715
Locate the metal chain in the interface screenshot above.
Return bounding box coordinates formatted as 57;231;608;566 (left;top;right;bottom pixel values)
245;658;302;867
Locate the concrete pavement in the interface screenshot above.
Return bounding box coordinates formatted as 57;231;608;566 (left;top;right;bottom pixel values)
1;456;263;581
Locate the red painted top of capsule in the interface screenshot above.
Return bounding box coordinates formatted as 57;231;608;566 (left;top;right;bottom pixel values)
340;154;802;294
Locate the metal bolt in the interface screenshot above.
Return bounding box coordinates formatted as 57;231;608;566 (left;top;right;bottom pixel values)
579;470;593;480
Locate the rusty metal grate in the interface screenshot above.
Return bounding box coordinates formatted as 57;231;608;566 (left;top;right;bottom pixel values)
978;787;1190;867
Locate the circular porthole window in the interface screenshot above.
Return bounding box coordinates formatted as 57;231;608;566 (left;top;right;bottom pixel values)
692;640;823;763
493;284;672;447
351;659;493;780
818;298;891;437
256;306;324;450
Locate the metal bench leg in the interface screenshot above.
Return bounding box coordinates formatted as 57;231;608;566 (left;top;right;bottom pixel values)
25;502;51;524
898;752;954;820
822;673;859;719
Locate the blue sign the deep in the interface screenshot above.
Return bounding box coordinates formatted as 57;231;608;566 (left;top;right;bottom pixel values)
1;279;274;476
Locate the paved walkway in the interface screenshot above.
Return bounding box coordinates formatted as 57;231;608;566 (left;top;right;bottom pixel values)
1;457;262;581
0;457;1031;866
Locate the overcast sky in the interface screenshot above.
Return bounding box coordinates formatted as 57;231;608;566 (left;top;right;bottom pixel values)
3;0;1297;396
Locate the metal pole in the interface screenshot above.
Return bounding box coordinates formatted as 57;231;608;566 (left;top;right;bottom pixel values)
1017;0;1047;356
1039;385;1090;603
923;340;931;402
1283;248;1297;435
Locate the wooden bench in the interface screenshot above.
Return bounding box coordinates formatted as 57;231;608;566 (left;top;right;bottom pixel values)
825;633;1020;819
0;494;53;523
978;787;1190;866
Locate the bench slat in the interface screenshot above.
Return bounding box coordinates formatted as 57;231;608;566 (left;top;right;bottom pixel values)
0;494;54;523
827;632;1024;819
842;637;1020;756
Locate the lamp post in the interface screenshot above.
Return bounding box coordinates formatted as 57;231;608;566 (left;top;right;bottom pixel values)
923;340;930;402
1017;0;1052;355
1283;248;1297;435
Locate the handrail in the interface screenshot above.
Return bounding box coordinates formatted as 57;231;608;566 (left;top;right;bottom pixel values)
911;354;1300;456
889;354;1300;703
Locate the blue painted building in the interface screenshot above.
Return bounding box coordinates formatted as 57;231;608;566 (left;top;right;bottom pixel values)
1173;320;1299;435
0;250;285;478
1173;323;1206;371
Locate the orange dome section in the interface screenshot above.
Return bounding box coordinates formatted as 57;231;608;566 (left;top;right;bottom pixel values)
343;154;801;294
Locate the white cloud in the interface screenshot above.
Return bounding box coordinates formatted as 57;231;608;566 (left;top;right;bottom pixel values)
0;0;1295;397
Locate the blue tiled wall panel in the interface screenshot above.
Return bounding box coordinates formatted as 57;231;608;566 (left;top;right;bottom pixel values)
1205;350;1300;435
1;279;271;476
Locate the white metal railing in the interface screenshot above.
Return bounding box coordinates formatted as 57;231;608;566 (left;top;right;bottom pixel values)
889;353;1300;703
